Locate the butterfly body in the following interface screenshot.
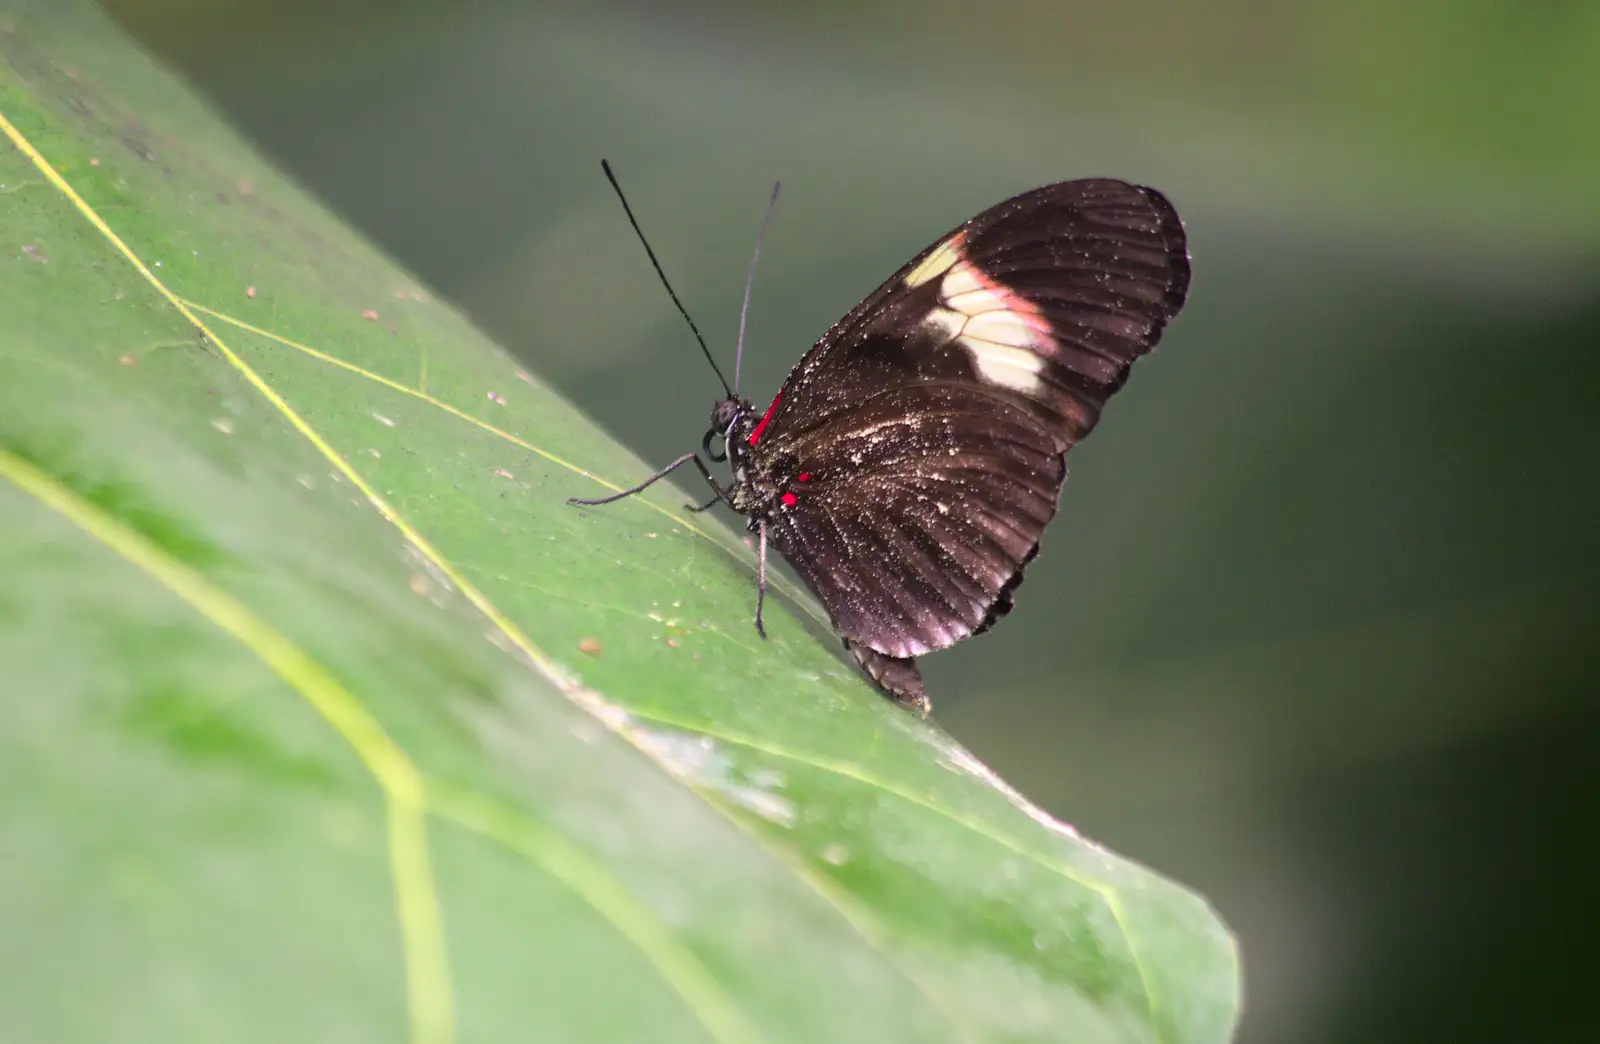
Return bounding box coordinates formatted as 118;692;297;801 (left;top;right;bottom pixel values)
575;175;1190;714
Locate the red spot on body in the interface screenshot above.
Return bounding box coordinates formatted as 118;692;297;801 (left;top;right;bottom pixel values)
797;471;812;482
781;492;797;507
749;392;783;445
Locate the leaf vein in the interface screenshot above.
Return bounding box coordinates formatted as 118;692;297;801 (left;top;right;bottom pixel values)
0;445;456;1044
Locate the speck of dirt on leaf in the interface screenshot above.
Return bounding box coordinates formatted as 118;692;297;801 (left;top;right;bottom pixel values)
408;574;429;596
118;354;136;367
578;637;602;656
21;244;48;263
361;309;378;321
89;157;100;167
372;412;395;427
494;468;513;479
246;285;257;298
487;391;507;405
211;418;235;435
666;638;679;648
821;843;850;866
366;448;381;458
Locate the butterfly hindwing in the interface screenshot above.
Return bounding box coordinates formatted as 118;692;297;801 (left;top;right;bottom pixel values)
764;383;1061;651
748;179;1188;700
844;641;927;711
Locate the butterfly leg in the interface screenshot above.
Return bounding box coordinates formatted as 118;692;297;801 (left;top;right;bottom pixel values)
753;520;768;640
688;455;738;511
684;495;721;513
567;451;701;506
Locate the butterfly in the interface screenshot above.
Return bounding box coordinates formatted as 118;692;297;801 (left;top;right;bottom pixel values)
571;162;1190;714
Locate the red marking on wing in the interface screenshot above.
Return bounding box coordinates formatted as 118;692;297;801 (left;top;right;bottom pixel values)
749;391;783;446
780;492;798;507
797;471;811;482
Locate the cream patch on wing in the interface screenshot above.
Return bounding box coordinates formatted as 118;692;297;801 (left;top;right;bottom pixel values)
922;306;965;341
916;246;1055;394
958;335;1047;392
902;231;968;288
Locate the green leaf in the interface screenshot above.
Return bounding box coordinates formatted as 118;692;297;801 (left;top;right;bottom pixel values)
0;5;1239;1043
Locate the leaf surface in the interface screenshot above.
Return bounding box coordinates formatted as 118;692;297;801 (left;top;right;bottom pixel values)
0;6;1239;1042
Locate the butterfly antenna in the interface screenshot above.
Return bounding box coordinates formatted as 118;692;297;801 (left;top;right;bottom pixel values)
600;159;732;397
733;179;781;396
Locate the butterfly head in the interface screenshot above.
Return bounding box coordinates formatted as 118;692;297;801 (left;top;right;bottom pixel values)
702;396;753;463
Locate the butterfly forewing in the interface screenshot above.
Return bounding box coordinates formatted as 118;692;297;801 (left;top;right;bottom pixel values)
746;179;1189;705
759;179;1188;446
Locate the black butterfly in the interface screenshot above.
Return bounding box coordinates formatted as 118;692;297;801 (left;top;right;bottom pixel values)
572;162;1190;714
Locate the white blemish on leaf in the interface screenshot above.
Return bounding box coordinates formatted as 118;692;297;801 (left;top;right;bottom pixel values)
566;685;635;732
747;767;785;790
634;728;798;828
919;732;1084;842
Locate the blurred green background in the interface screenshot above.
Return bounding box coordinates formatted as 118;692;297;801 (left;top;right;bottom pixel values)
99;1;1599;1041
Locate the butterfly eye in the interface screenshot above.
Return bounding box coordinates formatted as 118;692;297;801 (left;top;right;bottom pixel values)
702;427;728;463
